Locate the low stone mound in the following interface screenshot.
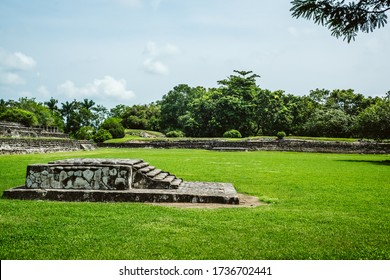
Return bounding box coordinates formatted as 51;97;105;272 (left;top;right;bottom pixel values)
3;158;239;204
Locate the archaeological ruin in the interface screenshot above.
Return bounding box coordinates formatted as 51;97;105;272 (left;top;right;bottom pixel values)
3;158;239;204
0;121;95;154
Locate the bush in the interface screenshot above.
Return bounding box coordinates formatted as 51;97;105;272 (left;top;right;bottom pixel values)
0;108;38;127
93;128;112;143
75;126;95;140
100;117;125;139
166;130;184;138
223;129;242;138
276;131;286;140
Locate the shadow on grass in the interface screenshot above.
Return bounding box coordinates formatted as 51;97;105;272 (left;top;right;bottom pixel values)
336;159;390;166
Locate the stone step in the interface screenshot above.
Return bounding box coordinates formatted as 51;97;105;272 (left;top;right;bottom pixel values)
139;166;155;173
133;161;149;170
146;169;162;178
170;178;183;188
161;175;176;184
153;172;169;181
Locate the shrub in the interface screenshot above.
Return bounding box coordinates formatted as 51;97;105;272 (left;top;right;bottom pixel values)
100;117;125;139
0;108;38;127
93;128;112;143
276;131;286;140
75;126;95;140
166;130;184;138
223;129;242;138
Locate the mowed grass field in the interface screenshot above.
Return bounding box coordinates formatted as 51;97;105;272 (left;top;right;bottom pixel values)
0;148;389;260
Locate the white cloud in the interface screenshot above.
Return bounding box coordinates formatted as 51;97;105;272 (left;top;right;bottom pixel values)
0;73;25;85
57;76;136;102
143;58;169;75
144;41;179;57
0;49;36;87
0;50;37;71
142;41;179;75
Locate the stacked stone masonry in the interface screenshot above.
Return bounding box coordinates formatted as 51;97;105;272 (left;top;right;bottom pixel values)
0;121;96;154
99;139;390;154
3;158;239;204
0;121;68;138
0;138;95;154
26;158;183;191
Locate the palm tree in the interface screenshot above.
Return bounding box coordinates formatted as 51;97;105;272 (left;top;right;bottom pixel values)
61;100;78;133
45;98;59;112
81;99;96;111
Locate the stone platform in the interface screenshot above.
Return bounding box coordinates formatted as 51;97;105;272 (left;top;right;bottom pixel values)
2;158;239;204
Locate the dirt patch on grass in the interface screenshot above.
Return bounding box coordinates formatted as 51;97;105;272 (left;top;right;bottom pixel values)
147;193;265;209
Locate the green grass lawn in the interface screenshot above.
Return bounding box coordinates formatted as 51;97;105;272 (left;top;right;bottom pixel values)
0;148;389;259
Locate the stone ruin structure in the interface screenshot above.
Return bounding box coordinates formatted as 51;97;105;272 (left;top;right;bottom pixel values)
3;158;239;204
0;121;68;138
0;121;96;154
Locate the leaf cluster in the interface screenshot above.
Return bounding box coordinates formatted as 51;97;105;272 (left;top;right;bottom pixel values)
290;0;390;42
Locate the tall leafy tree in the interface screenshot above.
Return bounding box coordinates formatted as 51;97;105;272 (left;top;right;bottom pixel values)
44;98;59;112
252;89;293;135
214;70;260;136
291;0;390;42
303;108;355;137
61;100;79;134
80;99;96;111
356;97;390;139
159;84;201;132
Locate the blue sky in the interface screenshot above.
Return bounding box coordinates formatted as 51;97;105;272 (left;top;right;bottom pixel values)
1;0;389;108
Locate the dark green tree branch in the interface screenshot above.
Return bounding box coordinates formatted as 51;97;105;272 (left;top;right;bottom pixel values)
290;0;390;42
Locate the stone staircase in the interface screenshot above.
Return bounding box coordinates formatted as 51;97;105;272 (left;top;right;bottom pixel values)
3;158;239;204
132;160;183;189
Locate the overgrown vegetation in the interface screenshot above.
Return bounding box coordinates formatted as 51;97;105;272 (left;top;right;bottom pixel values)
0;149;389;259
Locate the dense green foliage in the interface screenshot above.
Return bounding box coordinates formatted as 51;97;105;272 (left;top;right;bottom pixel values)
93;128;113;143
223;129;242;138
0;108;38;127
74;126;96;140
1;71;389;140
100;117;125;139
111;103;161;132
355;99;390;139
166;130;185;138
277;131;286;140
290;0;390;42
153;71;388;139
0;149;389;259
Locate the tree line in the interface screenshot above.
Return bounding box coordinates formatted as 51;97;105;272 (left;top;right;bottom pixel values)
1;70;389;140
118;70;389;140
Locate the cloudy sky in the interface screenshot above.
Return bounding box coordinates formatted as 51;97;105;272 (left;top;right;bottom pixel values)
1;0;389;108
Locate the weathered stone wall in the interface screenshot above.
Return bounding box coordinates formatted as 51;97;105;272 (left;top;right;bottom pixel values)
0;138;95;154
26;164;132;190
0;121;68;138
3;158;239;204
98;139;390;154
22;158;183;191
